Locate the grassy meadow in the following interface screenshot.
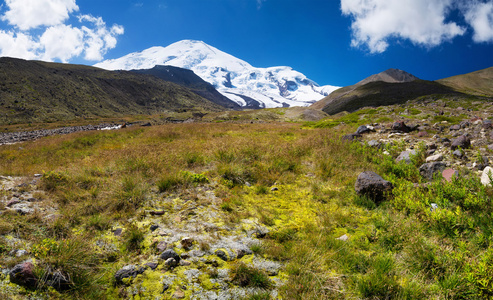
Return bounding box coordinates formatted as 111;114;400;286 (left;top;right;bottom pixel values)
1;117;493;299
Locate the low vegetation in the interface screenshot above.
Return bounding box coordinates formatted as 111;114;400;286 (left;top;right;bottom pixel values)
2;100;493;299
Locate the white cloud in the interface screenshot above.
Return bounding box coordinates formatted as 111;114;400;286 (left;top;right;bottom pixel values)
0;0;123;62
2;0;78;30
463;1;493;43
341;0;467;53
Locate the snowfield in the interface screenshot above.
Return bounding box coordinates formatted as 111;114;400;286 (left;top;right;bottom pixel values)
95;40;340;108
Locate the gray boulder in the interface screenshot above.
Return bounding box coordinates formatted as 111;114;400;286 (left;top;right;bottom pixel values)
396;150;417;164
419;162;447;181
355;171;393;203
114;265;144;285
160;249;180;262
451;135;471;150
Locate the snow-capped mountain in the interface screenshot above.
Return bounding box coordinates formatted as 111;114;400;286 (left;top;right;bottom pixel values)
94;40;340;108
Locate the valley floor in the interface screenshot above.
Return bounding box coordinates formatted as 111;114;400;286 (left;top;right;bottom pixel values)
2;98;493;299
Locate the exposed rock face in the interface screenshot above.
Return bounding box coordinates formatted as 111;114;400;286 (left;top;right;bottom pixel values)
355;171;393;203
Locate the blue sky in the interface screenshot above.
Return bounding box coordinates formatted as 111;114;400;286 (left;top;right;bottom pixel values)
0;0;493;86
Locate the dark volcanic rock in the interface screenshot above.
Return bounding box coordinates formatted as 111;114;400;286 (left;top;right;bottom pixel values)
391;121;410;133
114;265;145;285
419;162;447;181
451;135;471;150
160;249;180;262
356;125;371;135
9;262;37;289
355;171;393;203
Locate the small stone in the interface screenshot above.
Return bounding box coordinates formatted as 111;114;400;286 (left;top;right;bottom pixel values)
453;150;464;158
179;260;191;266
450;124;461;131
430;203;438;212
418;131;428;137
173;289;185;299
426;154;443;162
165;258;178;267
215;249;230;261
113;228;123;236
160;249;180;262
356;125;371;135
481;166;493;186
391;121;411;133
157;241;167;252
6;198;20;207
150;225;159;232
442;169;459;182
396;150;416;164
270;187;278;191
336;234;349;241
181;237;193;250
145;262;158;270
114;265;144;285
367;140;382;148
150;210;165;216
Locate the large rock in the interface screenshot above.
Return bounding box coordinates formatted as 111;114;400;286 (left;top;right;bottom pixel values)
391;121;410;133
419;162;447;181
355;171;393;203
451;135;471;150
356;125;371;135
396;150;416;164
481;167;493;186
9;262;37;289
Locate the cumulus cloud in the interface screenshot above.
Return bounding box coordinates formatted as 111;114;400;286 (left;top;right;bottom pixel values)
341;0;493;53
463;1;493;43
0;0;123;62
341;0;466;53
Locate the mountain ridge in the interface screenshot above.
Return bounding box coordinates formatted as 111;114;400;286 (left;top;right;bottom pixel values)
95;40;340;108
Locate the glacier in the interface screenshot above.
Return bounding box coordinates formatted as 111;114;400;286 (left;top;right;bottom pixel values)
95;40;340;108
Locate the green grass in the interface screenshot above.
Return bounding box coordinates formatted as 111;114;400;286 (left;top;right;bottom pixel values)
2;119;493;299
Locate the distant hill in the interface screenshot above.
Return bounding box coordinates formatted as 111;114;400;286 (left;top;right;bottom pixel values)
312;69;466;115
0;57;225;125
131;65;241;110
437;67;493;97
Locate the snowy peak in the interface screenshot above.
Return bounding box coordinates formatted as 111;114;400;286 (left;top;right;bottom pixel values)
95;40;339;109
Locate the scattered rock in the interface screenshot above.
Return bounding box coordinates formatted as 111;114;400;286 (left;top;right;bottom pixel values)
149;210;165;216
481;167;493;186
157;241;168;252
442;169;459;182
114;265;145;285
150;225;159;232
336;234;349;241
165;258;178;267
426;154;443;162
9;262;37;289
430;203;439;212
355;171;394;203
391;121;410;133
453;150;464;158
396;150;416;164
270;187;278;191
181;237;193;249
367;140;382;148
179;260;191;266
215;249;230;261
173;289;185;299
113;228;123;236
160;249;180;262
6;198;20;207
419;162;447;181
144;262;158;270
450;124;461;131
356;125;371;135
451;135;471;150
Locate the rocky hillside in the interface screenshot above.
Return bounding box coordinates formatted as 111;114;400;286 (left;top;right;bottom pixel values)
312;68;492;115
0;57;225;125
131;65;241;110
